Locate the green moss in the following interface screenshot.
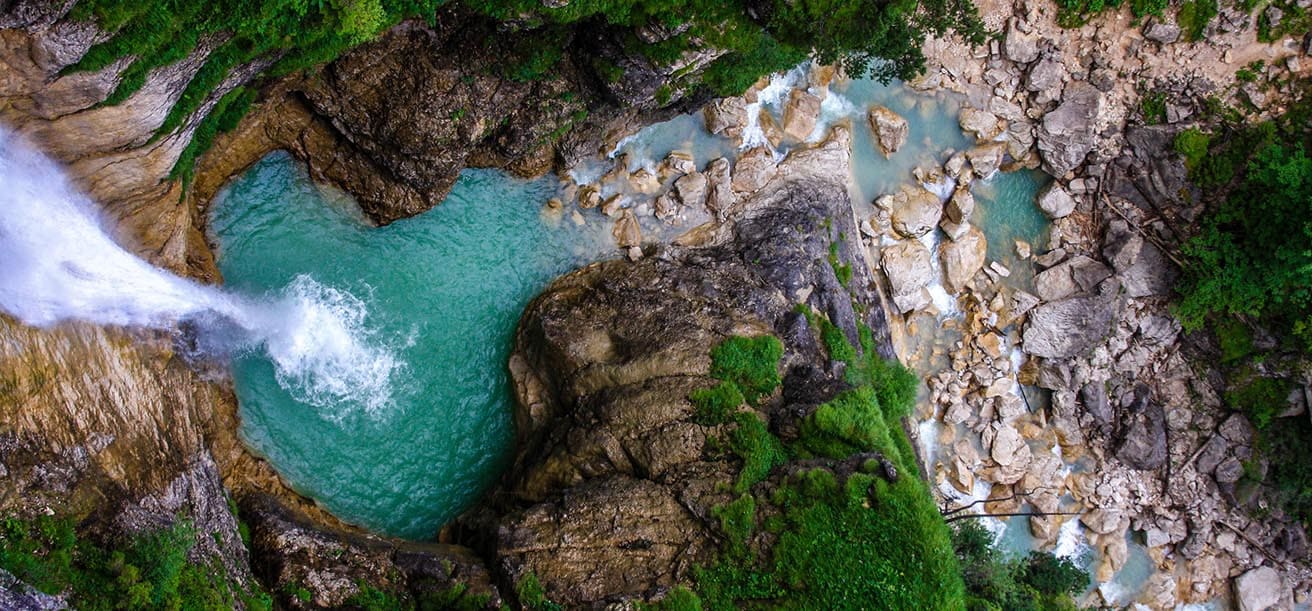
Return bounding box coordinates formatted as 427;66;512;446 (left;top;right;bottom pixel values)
1225;372;1290;430
712;494;756;553
708;335;783;405
728;412;787;493
1174;127;1211;173
643;585;703;611
689;382;745;425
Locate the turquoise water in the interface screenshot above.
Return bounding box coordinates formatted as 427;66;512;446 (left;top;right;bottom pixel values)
210;152;611;539
971;169;1051;272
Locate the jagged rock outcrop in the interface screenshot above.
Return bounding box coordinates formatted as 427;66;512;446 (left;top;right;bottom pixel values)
474;129;894;606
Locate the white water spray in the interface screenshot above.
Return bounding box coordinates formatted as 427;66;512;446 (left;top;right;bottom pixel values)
0;128;401;417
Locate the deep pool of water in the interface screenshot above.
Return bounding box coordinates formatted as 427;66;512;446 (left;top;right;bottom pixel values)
210;152;612;538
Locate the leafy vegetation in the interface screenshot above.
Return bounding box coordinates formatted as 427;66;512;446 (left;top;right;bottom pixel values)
681;310;966;608
952;521;1085;610
68;0;986;184
0;515;270;610
1174;88;1312;531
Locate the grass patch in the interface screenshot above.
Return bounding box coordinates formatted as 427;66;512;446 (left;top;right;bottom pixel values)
828;243;853;288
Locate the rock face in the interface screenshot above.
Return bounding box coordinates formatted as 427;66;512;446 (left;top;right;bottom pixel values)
485;130;893;606
1037;82;1101;177
868;106;909;157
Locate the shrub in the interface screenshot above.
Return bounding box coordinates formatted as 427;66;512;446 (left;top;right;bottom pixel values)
1140;91;1168;124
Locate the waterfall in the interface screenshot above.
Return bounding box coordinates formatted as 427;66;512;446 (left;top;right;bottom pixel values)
0;128;402;416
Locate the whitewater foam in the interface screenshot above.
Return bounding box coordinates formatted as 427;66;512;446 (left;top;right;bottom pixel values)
0;128;402;420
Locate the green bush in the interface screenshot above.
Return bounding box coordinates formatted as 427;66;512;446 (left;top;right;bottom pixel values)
0;516;264;610
951;521;1085;610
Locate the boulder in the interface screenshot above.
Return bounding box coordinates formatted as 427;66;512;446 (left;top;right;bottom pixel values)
630;168;661;194
881;240;935;313
1081;509;1124;535
704;157;733;220
965;143;1006;177
1103;220;1178;297
674;171;708;208
960;107;1004;142
889;185;944;239
1037;82;1101;177
1022;295;1118;358
946;187;975;224
578;185;601;209
704;97;748;139
868;106;910;157
1234;566;1282;611
653;192;679;223
731;146;777;194
612;209;642;248
782;89;821;142
1036;183;1076;218
1115;384;1167;470
661;151;696;177
1144;20;1182;43
1004;24;1041;64
1033;255;1112;301
940;226;987;292
1079;381;1113;425
601;193;624;217
1026;57;1066;93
